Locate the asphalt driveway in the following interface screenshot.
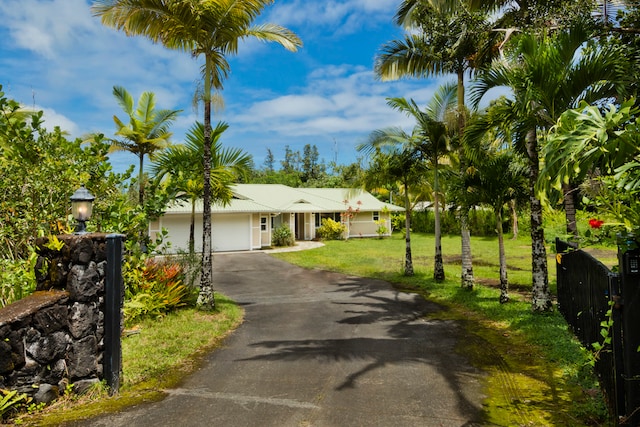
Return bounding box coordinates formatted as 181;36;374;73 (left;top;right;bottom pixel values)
82;252;486;427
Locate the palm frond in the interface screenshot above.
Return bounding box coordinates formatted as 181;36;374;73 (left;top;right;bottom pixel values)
246;24;303;52
375;35;444;81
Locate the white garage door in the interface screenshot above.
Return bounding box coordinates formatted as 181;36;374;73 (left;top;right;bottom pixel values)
160;214;195;254
212;214;251;252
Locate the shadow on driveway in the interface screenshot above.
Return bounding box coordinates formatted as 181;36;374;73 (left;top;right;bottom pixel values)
82;253;487;427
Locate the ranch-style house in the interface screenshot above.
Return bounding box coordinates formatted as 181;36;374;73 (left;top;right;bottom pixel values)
150;184;404;253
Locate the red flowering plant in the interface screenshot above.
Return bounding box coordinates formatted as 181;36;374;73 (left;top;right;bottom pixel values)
582;217;618;247
340;200;361;239
589;218;604;229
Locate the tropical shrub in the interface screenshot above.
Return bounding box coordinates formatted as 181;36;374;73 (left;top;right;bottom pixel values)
391;213;406;231
375;219;388;238
0;86;140;305
122;232;197;326
272;224;294;247
170;250;202;290
399;209;509;236
0;250;38;308
124;257;195;326
316;218;346;240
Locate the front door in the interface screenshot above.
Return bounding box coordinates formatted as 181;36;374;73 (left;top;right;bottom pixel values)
295;213;305;240
260;215;270;246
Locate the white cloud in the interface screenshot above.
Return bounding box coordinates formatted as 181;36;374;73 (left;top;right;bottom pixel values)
36;106;80;136
0;0;97;58
266;0;395;32
248;95;335;118
228;63;428;146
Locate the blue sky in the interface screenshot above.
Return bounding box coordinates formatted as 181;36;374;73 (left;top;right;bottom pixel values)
0;0;455;174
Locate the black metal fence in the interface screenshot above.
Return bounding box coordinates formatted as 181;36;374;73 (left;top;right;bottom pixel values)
556;238;640;425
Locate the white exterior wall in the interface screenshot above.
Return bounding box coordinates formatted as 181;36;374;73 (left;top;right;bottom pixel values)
153;209;396;253
345;211;393;238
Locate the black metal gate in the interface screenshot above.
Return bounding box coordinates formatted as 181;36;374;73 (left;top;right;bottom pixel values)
556;238;640;425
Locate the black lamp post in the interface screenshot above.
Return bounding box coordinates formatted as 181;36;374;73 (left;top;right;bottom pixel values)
70;186;95;234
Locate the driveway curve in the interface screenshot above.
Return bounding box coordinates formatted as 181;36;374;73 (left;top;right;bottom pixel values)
83;253;486;427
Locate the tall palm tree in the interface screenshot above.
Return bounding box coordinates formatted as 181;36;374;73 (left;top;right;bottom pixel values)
376;1;491;289
93;0;302;310
387;84;457;282
358;128;428;276
110;85;180;206
465;144;528;303
152;121;252;254
469;21;627;311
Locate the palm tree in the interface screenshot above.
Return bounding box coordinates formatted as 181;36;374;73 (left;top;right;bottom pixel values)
469;21;627;311
152;122;252;254
109;85;180;206
376;1;491;289
386;84;457;282
358;129;428;276
93;0;302;310
465;144;528;303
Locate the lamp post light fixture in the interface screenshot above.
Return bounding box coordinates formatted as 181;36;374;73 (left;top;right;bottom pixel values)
70;185;95;234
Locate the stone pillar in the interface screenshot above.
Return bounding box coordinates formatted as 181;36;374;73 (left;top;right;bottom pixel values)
0;233;121;404
35;233;113;393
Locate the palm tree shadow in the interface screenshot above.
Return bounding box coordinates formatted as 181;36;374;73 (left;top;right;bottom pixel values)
238;275;483;420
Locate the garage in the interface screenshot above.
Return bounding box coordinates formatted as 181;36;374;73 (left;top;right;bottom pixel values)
211;214;252;252
153;184;404;254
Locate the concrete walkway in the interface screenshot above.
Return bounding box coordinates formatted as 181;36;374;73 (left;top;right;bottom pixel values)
81;252;486;427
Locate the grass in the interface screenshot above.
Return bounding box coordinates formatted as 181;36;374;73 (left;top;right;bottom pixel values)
272;232;615;426
13;293;243;426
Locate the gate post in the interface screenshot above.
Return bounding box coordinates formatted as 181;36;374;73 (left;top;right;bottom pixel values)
104;234;124;395
618;236;640;425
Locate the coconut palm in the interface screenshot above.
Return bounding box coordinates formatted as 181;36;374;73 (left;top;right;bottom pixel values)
358;129;428;276
93;0;302;310
386;84;457;282
109;85;180;206
469;21;628;311
151;122;252;254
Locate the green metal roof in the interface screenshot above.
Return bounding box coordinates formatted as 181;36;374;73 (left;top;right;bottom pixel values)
163;184;404;215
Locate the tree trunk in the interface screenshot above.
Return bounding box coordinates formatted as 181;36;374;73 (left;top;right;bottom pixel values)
189;200;196;255
433;161;445;282
460;208;474;289
138;154;144;207
497;207;509;304
404;190;414;276
526;129;552;312
509;199;519;239
457;69;474;290
198;56;215;311
138;153;148;251
562;182;578;238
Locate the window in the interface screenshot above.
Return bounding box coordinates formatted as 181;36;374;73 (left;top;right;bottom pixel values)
260;217;267;231
372;211;380;221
